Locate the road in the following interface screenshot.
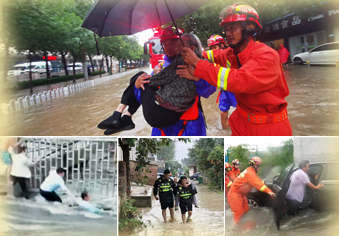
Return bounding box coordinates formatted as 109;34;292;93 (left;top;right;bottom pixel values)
3;65;339;136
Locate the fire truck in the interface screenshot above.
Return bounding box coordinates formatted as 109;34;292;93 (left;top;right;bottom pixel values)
143;28;165;69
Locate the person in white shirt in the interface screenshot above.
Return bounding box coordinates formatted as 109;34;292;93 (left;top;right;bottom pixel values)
285;160;324;214
10;145;40;199
40;167;73;203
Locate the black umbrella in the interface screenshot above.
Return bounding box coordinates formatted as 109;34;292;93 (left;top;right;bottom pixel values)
81;0;210;37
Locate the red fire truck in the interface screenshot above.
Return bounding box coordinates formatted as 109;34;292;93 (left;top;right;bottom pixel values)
143;28;165;69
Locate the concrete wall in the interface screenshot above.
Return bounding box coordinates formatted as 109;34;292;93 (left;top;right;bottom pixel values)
129;161;158;186
294;137;339;164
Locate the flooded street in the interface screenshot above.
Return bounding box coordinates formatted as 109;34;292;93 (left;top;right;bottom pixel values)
3;65;339;136
225;206;339;236
122;183;224;236
0;192;117;236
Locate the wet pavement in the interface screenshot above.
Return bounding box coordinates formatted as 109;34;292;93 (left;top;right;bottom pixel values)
0;189;117;236
3;65;339;136
225;206;339;236
120;182;224;236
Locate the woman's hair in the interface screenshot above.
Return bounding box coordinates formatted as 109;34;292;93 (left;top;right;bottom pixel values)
182;33;203;58
17;145;26;154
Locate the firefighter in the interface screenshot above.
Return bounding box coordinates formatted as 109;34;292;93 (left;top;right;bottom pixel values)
153;169;176;223
207;35;237;129
178;4;292;136
225;162;233;197
227;159;241;181
135;26;215;136
227;156;275;224
99;26;215;136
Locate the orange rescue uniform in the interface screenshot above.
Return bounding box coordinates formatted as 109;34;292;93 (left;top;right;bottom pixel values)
197;40;292;136
226;167;241;181
227;166;273;223
225;175;232;197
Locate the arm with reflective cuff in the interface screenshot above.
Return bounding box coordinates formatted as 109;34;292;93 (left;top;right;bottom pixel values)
247;171;273;194
203;50;229;66
195;51;281;94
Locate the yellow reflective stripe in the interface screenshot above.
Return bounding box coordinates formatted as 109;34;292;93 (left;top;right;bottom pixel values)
217;67;229;90
160;185;171;188
240;173;245;178
227;60;231;68
207;50;214;63
179;193;192;197
260;185;267;192
226;181;232;187
160;188;171;192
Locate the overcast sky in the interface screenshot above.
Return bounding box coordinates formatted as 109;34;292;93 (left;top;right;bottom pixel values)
224;137;292;151
174;138;199;162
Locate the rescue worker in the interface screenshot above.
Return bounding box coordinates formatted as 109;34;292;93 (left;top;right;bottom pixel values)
227;156;275;224
139;27;215;136
178;4;292;136
225;162;233;198
207;35;237;129
99;26;215;136
153;169;176;223
174;176;196;224
227;159;241;181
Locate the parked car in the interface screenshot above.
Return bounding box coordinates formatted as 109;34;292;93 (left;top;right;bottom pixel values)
292;42;339;65
190;172;202;180
246;161;339;213
23;61;53;74
7;63;29;77
67;62;83;71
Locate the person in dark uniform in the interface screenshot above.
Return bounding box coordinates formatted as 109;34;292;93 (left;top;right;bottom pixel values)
174;176;197;224
153;169;175;222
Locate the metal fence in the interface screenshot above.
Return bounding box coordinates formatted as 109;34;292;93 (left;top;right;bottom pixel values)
1;69;139;115
23;138;117;197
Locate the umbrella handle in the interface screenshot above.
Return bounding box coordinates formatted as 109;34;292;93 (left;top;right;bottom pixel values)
164;0;184;47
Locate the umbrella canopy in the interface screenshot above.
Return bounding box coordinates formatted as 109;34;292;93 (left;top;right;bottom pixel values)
82;0;210;37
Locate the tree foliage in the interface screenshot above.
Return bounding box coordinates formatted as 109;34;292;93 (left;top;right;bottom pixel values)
186;138;224;190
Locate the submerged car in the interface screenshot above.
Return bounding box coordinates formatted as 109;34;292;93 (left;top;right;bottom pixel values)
247;161;339;211
292;42;339;65
190;172;201;180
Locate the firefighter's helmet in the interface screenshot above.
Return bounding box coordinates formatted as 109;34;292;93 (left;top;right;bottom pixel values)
160;26;184;42
219;4;262;29
207;35;226;46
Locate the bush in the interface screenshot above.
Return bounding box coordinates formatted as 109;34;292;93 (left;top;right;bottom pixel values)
119;199;144;232
14;71;106;90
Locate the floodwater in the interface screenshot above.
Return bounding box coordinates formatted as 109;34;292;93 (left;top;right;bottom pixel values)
225;206;339;236
3;65;339;136
0;188;117;236
120;183;224;236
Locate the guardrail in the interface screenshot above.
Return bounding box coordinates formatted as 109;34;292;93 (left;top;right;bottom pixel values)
24;138;117;197
1;69;139;115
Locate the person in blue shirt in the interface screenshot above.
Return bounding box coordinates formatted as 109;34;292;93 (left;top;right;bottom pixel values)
77;191;102;214
98;26;215;136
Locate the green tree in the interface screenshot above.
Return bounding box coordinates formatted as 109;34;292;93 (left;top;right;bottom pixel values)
187;138;224;190
157;141;176;161
227;144;251;171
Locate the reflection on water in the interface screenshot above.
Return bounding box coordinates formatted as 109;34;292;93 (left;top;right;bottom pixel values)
225;206;339;236
4;65;339;136
121;184;224;236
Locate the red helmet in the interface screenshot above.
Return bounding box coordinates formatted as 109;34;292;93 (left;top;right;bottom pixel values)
160;26;183;42
225;162;232;171
250;156;262;165
219;4;262;29
207;35;226;46
232;159;240;165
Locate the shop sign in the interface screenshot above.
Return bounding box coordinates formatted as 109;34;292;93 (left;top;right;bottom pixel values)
307;14;324;21
291;16;301;26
